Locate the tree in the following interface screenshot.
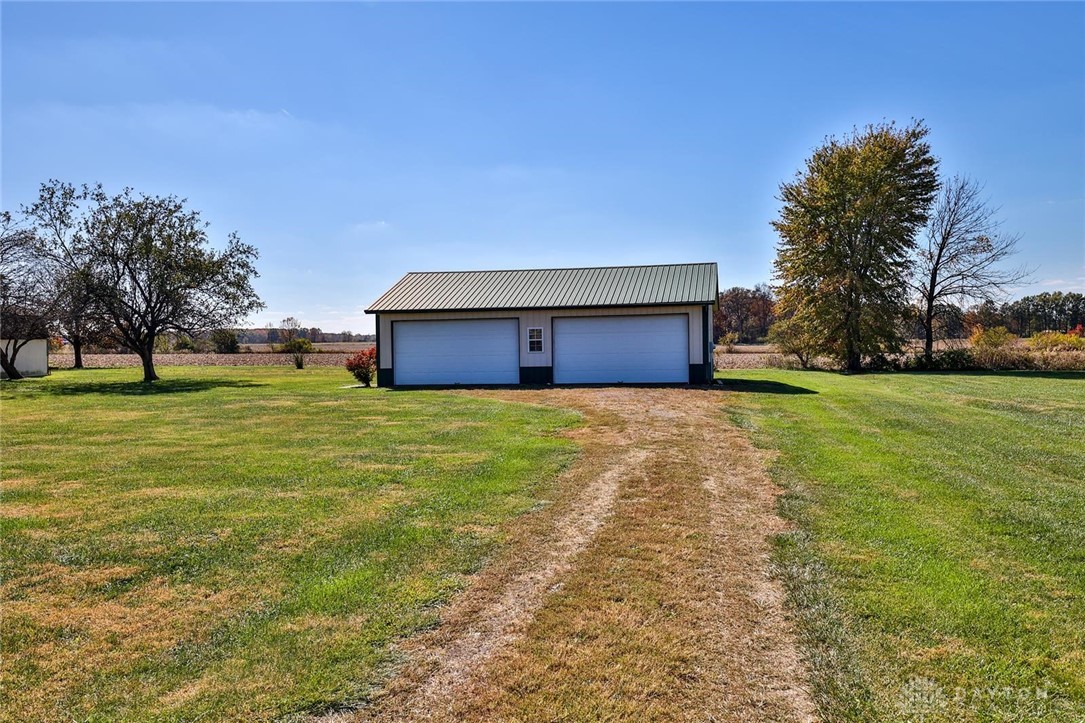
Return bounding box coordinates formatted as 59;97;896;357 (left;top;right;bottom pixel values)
79;188;263;382
767;312;820;369
911;175;1029;363
53;267;108;369
964;299;1006;332
714;284;776;343
773;121;939;371
277;316;312;369
22;181;105;369
0;212;53;379
210;329;240;354
1001;291;1084;335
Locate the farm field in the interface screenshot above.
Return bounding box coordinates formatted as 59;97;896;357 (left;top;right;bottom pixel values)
720;369;1085;721
0;367;579;721
50;352;361;369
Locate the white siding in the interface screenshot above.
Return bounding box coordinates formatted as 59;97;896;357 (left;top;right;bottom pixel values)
0;339;49;378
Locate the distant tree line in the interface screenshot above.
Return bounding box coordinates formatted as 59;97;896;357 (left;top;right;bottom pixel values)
713;284;776;343
237;327;374;344
712;284;1082;352
1;180;263;381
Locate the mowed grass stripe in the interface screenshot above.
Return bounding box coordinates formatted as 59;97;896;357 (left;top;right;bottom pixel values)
720;370;1085;721
0;367;579;721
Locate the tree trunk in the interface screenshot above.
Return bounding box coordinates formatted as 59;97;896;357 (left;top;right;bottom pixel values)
138;346;159;382
0;348;23;380
923;308;935;365
844;307;862;372
73;337;84;369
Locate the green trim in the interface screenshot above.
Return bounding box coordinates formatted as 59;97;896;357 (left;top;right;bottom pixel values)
519;366;552;385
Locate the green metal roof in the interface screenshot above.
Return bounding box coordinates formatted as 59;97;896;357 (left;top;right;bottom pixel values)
366;262;718;313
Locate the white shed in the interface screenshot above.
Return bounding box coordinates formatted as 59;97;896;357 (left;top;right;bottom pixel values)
0;339;49;379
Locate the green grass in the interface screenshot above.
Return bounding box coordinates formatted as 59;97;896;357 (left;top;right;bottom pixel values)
0;367;579;722
718;370;1085;722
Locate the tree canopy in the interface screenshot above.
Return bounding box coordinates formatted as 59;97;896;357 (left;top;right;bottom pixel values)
21;180;264;382
772;121;940;371
82;188;264;381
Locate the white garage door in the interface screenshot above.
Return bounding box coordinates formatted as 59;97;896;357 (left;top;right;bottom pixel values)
553;315;689;384
393;319;519;385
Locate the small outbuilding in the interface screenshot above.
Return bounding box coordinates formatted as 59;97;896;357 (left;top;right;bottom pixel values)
365;262;718;387
0;338;49;379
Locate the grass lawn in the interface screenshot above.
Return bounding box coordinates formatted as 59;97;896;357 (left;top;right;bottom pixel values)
0;367;579;721
719;370;1085;721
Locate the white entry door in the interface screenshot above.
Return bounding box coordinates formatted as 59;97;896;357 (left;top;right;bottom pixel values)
393;319;519;385
553;315;689;384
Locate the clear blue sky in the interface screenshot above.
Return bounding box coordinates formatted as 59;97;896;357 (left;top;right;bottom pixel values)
3;2;1083;333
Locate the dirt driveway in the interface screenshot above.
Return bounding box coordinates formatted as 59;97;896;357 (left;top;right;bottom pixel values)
326;387;815;722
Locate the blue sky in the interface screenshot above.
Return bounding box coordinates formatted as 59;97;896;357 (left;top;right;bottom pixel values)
3;2;1083;333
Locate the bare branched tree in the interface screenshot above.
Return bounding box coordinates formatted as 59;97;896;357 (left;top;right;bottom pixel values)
912;175;1031;363
0;211;53;379
23;181;107;369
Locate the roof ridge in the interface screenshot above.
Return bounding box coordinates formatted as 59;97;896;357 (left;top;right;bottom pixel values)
404;261;716;275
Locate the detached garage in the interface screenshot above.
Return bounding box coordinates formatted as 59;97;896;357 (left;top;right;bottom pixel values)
365;262;718;387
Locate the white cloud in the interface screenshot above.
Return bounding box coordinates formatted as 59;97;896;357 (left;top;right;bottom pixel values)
348;220;391;236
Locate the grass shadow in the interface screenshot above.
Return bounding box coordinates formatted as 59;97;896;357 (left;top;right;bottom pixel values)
390;383;697;391
23;378;268;397
713;378;818;395
921;370;1085;381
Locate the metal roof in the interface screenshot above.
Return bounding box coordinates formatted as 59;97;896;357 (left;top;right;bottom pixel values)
366;262;718;313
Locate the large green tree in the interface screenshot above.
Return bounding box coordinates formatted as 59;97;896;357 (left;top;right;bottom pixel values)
772;121;939;371
77;187;264;382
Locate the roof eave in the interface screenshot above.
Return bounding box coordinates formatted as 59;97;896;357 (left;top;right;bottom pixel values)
365;299;716;315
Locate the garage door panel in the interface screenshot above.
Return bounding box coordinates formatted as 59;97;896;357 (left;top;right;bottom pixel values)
394;319;519;385
553;315;688;384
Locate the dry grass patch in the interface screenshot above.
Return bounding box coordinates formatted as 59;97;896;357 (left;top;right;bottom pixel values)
1;367;578;721
354;388;814;723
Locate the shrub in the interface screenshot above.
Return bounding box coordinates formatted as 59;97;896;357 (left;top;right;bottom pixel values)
278;337;313;369
865;353;903;372
173;335;211;353
970;325;1015;350
971;346;1034;370
1069;324;1084;338
718;332;739;353
928;348;977;370
1028;331;1085;352
345;348;377;386
210;329;240;354
768;317;820;369
1032;351;1085;371
902;347;980;371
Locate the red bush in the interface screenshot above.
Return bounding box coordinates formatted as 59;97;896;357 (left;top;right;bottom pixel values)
345;347;377;386
1069;324;1084;338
